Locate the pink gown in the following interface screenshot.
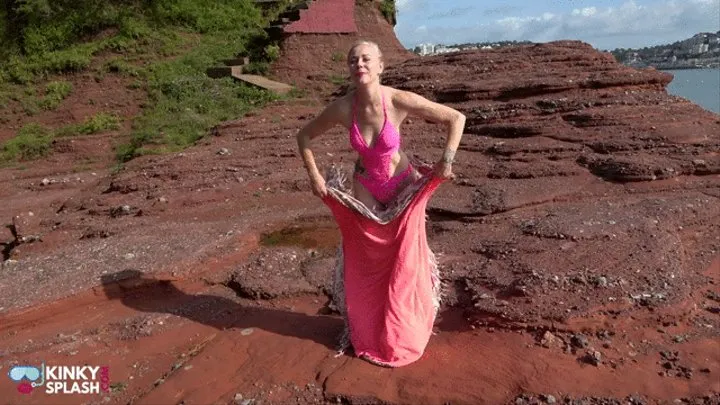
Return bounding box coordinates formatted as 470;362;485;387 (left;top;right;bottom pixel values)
323;167;443;367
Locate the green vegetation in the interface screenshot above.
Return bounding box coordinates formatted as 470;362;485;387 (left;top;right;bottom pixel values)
329;74;347;86
0;0;267;83
0;112;121;162
0;0;292;163
264;44;281;62
243;61;270;75
117;73;276;162
39;81;73;110
379;0;396;26
286;87;306;99
1;123;54;161
56;112;121;137
0;80;73;115
109;382;127;393
104;58;145;77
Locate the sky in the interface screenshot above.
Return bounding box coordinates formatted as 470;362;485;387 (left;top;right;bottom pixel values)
394;0;720;50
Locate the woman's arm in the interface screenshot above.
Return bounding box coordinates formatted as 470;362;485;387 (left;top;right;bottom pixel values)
392;89;466;178
296;100;344;197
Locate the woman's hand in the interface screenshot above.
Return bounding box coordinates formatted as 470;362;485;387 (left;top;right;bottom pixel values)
310;174;328;198
433;161;455;180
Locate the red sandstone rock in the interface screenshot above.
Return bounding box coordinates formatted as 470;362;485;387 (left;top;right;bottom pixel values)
270;0;414;93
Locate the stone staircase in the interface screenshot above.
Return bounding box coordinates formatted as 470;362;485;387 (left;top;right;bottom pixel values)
263;0;313;41
205;1;314;95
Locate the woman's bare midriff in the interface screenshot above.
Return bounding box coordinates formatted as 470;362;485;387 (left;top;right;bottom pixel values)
355;149;411;179
352;149;422;209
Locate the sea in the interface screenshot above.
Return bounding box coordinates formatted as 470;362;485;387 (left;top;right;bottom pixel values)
663;68;720;114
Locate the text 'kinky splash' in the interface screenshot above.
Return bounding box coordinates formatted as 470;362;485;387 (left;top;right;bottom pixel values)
8;362;110;395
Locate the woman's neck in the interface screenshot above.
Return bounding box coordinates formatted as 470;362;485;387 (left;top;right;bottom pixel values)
355;81;382;106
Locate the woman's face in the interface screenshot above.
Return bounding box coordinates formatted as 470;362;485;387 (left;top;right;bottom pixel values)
347;44;383;86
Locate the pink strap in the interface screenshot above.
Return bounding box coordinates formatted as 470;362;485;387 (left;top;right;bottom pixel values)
351;90;388;141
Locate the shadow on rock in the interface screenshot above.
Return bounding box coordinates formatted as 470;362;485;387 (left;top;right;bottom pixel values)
100;269;342;351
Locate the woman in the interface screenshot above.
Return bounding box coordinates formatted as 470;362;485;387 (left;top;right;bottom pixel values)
296;40;466;367
296;40;465;209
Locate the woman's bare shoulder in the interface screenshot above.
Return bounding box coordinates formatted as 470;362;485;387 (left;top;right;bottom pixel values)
385;86;425;113
383;85;401;97
384;86;418;105
322;91;351;112
320;92;353;127
335;91;355;108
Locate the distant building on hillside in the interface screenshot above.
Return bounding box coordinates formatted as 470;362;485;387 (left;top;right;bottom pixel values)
434;45;460;54
694;43;709;54
413;43;460;56
411;40;532;55
414;43;435;56
611;31;720;69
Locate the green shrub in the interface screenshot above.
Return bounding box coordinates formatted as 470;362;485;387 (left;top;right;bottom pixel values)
119;17;152;40
7;0;123;55
243;61;269;75
329;74;347;86
4;44;96;83
127;80;143;90
56;112;121;137
146;0;262;34
4;56;35;84
1;123;54;161
285;87;305;99
379;0;397;25
0;0;264;83
18;97;40;116
118;70;276;161
264;44;280;61
105;58;144;77
45;81;72;98
77;112;121;134
1;0;277;163
39;81;73;110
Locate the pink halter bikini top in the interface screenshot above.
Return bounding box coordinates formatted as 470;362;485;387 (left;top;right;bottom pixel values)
349;90;401;183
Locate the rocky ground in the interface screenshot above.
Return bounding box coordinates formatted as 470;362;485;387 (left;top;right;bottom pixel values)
0;40;719;404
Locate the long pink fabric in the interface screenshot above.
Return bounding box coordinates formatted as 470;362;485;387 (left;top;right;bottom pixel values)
323;175;443;367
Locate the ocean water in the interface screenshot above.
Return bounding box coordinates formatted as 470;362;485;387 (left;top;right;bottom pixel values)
664;69;720;114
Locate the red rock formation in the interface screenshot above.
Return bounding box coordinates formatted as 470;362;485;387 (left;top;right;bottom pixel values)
283;0;357;34
271;0;414;92
379;40;719;327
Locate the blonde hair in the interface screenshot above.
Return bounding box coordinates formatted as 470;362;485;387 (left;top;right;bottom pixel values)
347;40;384;62
345;40;384;92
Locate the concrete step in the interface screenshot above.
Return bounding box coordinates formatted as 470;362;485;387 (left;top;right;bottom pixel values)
290;2;310;10
206;66;244;79
222;57;250;66
234;74;293;95
270;17;291;26
279;9;301;21
264;25;285;39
